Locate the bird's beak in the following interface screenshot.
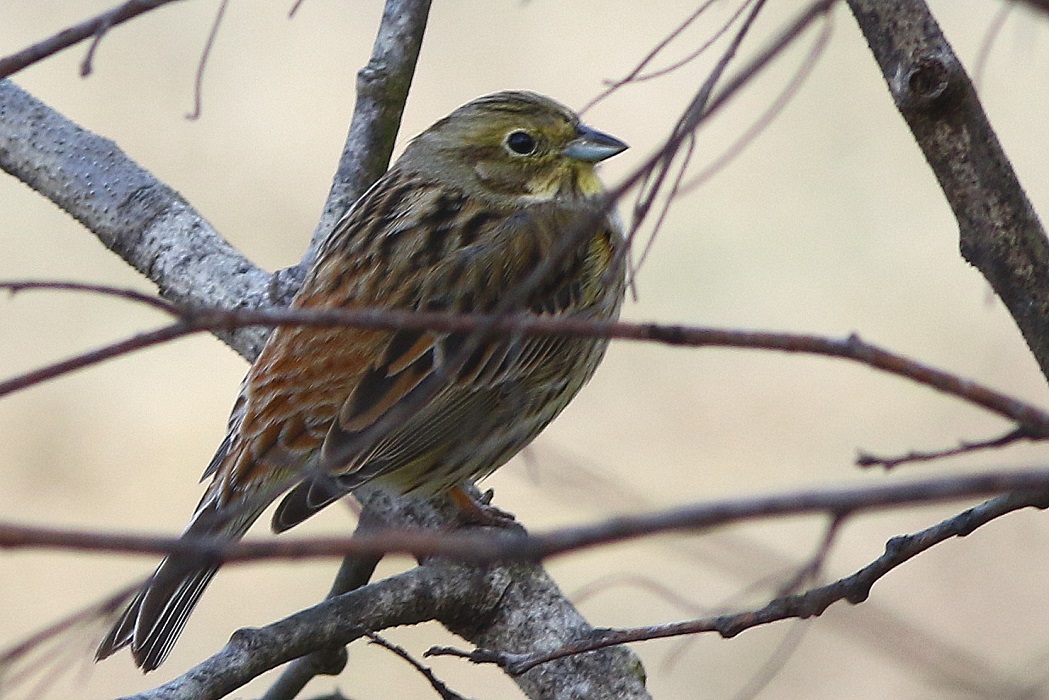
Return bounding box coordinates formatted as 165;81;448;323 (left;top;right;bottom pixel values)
562;124;628;163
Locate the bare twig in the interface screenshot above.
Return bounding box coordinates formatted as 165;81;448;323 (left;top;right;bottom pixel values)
775;515;843;595
2;467;1048;564
185;0;230;120
729;622;810;700
0;0;186;78
857;427;1037;469
4;282;1049;438
972;2;1013;89
679;11;833;194
579;0;737;114
1;280;178;314
428;489;1047;675
626;0;770;261
0;322;191;398
4;281;1049;439
366;632;467;700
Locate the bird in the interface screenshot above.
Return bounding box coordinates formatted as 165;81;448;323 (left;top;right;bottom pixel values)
95;90;628;672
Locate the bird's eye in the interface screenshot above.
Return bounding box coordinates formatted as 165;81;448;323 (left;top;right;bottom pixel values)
505;130;538;155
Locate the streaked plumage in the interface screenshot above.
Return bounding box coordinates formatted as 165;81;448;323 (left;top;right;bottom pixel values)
96;90;628;671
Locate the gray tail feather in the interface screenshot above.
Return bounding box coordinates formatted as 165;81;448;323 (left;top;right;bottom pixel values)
95;501;261;672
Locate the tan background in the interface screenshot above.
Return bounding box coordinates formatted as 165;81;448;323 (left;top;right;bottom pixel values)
2;1;1049;698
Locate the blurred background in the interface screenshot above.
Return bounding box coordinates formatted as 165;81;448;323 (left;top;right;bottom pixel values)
2;1;1049;698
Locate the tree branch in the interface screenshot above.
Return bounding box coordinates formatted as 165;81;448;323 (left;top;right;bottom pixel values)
0;78;274;358
299;0;432;268
3;467;1048;564
6;282;1048;440
0;0;187;78
846;0;1049;382
430;489;1046;677
117;560;512;700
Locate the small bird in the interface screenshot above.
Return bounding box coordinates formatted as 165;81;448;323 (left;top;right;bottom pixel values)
96;90;628;671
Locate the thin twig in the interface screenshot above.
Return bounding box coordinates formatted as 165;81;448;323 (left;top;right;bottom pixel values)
366;632;468;700
729;621;810;700
626;0;769;260
0;322;191;398
427;489;1047;675
857;427;1037;469
3;282;1049;436
185;0;230;120
679;11;833;194
579;0;732;114
0;0;186;78
972;2;1014;89
775;514;842;595
2;467;1049;563
1;280;179;314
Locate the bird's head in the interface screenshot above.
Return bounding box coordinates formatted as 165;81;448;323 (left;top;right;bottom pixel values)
401;90;627;203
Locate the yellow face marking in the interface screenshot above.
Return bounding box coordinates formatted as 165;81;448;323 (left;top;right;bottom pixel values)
574;167;606;197
523;163;605;201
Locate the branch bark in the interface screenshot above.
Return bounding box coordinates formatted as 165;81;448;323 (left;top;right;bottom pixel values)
846;0;1049;382
118;559;512;700
0;78;274;358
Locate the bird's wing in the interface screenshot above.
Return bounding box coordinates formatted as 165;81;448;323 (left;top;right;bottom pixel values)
305;199;622;496
216;172;620;529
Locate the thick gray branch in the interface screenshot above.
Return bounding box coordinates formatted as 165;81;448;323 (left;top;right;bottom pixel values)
0;78;273;359
119;560;513;700
365;490;650;700
846;0;1049;382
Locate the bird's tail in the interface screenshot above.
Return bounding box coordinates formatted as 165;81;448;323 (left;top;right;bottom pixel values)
95;499;263;672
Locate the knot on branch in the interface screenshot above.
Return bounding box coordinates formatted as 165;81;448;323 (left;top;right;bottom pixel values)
890;50;961;113
228;625;264;655
356;61;401;96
